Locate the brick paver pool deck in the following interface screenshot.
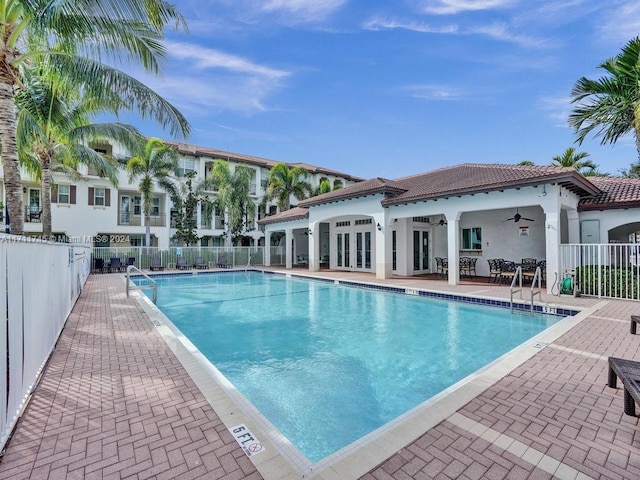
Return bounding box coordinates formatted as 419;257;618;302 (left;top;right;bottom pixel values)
1;270;639;479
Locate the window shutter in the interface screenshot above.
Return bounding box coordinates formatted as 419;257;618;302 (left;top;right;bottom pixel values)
51;184;58;203
88;187;94;206
70;185;76;205
105;188;111;207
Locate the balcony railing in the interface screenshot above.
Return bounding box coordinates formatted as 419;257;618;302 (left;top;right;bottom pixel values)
200;216;224;230
118;212;167;227
24;206;42;223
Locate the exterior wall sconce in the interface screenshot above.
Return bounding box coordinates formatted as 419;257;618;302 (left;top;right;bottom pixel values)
308;228;313;235
376;223;382;231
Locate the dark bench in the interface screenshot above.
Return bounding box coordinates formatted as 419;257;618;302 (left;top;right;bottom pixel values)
607;357;640;416
631;315;640;334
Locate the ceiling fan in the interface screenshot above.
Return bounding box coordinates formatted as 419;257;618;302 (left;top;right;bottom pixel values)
504;207;534;223
429;215;447;226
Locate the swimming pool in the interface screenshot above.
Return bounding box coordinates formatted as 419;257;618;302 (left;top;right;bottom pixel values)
137;271;563;463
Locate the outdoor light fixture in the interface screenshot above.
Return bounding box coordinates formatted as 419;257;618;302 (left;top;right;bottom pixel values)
376;222;382;231
308;228;313;235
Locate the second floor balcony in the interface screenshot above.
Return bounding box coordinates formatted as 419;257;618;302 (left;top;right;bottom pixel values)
118;211;167;227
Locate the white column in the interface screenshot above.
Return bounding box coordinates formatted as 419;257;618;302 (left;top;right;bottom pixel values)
567;208;580;244
394;218;410;276
445;212;461;285
265;231;272;266
285;228;293;269
308;223;319;272
374;215;392;279
544;211;561;295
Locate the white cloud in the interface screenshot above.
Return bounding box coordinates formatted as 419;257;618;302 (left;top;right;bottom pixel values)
363;17;459;34
418;0;515;15
246;0;346;24
598;1;640;42
135;41;292;116
405;84;466;101
363;17;550;48
166;41;289;80
538;95;572;126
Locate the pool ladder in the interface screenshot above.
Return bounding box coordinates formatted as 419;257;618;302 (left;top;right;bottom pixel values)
126;265;158;303
510;266;543;314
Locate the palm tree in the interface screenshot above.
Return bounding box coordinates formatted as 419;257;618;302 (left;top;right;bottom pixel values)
313;179;332;196
16;66;143;237
569;37;640;161
551;147;597;174
126;138;179;248
205;159;256;248
0;0;188;236
262;163;312;212
518;160;536;166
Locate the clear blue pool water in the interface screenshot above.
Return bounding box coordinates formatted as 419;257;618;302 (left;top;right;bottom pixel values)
138;272;562;462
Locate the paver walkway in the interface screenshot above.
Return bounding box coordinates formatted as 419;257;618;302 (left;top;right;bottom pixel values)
0;274;262;480
1;270;640;479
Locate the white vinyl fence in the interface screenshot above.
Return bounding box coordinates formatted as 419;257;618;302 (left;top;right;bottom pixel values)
560;243;640;300
0;236;91;452
91;246;264;271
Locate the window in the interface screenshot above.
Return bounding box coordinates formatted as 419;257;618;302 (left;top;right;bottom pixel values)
336;221;351;227
412;217;429;223
58;185;70;204
152;197;160;216
355;219;372;225
94;187;105;206
133;196;141;215
178;158;196;176
462;227;482;250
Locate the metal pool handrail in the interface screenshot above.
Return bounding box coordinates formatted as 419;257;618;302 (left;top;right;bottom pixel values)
529;266;543;313
126;265;158;303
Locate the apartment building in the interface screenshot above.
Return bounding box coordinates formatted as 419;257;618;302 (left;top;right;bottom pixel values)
0;141;361;248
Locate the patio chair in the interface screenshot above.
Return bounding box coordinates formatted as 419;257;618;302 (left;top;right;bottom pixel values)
487;259;502;283
217;256;231;268
176;255;190;270
320;255;330;268
435;257;448;277
459;257;477;278
193;256;207;269
499;261;517;284
109;257;122;273
607;357;640;416
150;256;165;271
126;257;136;268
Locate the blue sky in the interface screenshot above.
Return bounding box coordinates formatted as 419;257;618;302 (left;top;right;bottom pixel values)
123;0;640;180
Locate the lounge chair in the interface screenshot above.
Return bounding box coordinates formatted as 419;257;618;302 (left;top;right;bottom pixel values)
193;256;207;269
217;256;230;268
150;256;165;271
607;357;640;416
126;257;136;267
176;255;190;270
109;257;122;273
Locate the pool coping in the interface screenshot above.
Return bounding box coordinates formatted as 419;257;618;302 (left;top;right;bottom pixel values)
129;270;598;480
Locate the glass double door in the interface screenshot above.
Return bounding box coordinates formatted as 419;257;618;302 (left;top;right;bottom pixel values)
413;230;430;273
336;230;372;271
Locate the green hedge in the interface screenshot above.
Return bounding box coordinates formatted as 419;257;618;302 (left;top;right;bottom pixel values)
575;265;640;300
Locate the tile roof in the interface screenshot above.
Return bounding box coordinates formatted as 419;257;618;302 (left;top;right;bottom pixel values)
578;177;640;210
298;177;408;207
297;163;600;209
168;141;364;182
382;163;600;206
258;206;309;225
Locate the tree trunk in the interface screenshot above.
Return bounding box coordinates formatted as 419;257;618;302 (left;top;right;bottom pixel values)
145;214;151;248
41;158;52;238
0;78;23;235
